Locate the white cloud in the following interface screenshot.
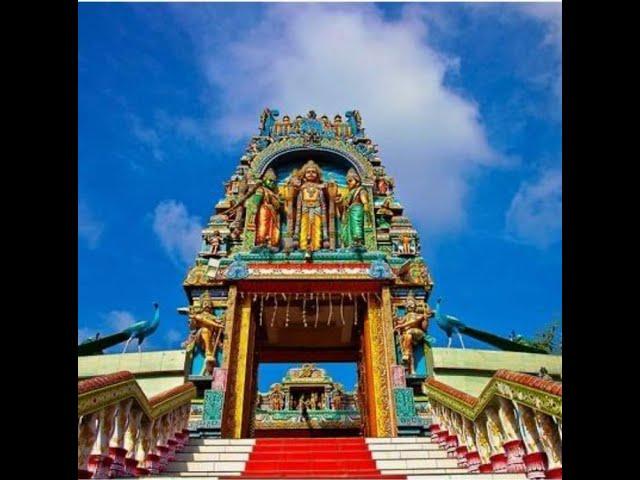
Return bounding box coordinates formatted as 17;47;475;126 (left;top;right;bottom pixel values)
152;200;203;264
505;169;562;248
129;113;165;162
174;3;502;235
516;3;562;101
104;310;137;331
78;201;104;249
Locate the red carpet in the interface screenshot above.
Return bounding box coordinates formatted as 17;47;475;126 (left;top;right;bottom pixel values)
225;438;406;479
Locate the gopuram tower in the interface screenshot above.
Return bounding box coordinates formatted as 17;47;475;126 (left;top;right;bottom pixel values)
181;109;434;438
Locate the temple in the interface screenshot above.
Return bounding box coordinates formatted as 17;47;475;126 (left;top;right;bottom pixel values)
78;109;563;479
254;364;360;437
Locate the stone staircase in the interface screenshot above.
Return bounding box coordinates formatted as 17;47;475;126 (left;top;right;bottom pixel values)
160;437;528;479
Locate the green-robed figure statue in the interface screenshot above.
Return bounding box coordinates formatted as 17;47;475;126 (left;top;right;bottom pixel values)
338;168;372;248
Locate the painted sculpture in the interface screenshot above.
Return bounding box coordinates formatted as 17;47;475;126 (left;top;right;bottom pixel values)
184;293;224;375
338;168;371;248
122;303;160;353
249;168;281;248
393;293;432;374
294;160;329;257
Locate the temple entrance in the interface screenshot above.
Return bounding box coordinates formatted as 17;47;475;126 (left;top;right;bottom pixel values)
249;287;365;438
253;362;361;437
220;282;398;438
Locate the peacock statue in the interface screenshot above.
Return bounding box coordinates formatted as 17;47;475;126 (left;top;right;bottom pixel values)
433;298;548;354
433;298;466;348
78;303;160;356
122;303;160;353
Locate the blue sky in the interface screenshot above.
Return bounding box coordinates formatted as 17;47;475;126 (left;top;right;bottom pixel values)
78;2;561;389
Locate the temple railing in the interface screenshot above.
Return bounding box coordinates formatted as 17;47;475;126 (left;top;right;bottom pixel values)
78;371;196;479
424;369;562;479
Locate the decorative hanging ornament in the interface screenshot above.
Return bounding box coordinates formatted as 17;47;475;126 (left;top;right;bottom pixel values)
270;293;278;328
259;294;265;327
354;296;358;326
314;294;320;328
327;294;333;326
302;294;308;328
285;294;291;328
340;293;345;326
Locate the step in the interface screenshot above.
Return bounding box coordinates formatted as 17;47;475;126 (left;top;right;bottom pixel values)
237;471;394;478
189;439;256;446
249;450;373;461
164;461;247;473
244;459;378;471
371;449;450;460
175;452;250;462
366;437;433;444
405;475;526;480
182;445;254;453
376;458;462;470
368;442;442;452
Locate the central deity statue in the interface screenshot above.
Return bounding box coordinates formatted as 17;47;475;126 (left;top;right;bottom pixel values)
293;160;330;257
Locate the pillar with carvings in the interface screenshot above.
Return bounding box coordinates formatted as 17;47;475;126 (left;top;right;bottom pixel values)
155;414;171;472
428;401;441;438
109;399;132;478
89;404;118;479
78;412;99;479
462;416;480;472
485;405;508;472
124;408;143;477
135;417;155;476
497;397;526;473
445;410;461;459
434;403;450;447
147;416;163;474
166;411;179;462
515;403;547;479
534;410;562;479
473;413;494;473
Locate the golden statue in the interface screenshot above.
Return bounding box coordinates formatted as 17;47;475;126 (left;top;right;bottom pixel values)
393;292;431;374
269;384;284;411
185;292;225;375
293;160;329;257
331;390;343;410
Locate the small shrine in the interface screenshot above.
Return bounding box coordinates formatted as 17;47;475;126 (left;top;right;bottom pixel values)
254;364;360;436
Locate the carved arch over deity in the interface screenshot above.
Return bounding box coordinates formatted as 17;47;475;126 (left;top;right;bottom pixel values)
251;143;375;184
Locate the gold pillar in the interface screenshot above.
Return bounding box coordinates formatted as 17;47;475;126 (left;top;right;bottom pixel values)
362;289;398;437
222;286;238;370
221;293;256;438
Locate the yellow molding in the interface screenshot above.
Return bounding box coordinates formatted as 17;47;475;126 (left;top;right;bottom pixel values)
425;373;562;421
78;377;196;420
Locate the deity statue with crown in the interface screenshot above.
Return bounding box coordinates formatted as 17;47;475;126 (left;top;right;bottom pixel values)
184;292;225;375
247;168;281;249
292;160;330;258
393;292;433;374
338;168;372;248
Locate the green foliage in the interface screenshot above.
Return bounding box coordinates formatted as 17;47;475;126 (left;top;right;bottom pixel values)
511;319;562;354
